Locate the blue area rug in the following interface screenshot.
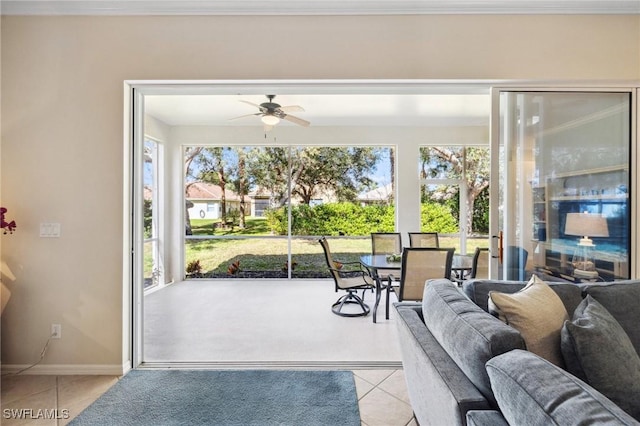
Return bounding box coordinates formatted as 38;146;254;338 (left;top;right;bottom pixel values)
70;370;360;426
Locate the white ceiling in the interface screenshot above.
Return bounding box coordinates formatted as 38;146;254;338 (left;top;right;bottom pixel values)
144;93;491;127
2;0;639;15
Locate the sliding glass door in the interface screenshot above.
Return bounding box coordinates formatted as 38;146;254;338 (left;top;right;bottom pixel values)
492;90;632;282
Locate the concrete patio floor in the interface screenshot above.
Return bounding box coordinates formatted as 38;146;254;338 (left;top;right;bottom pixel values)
143;279;402;368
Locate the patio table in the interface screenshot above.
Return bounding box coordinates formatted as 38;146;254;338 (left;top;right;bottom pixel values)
359;254;401;323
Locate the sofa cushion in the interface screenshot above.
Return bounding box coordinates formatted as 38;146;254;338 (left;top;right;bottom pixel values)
561;295;640;420
465;410;509;426
583;281;640;355
486;349;640;426
422;279;525;405
488;276;569;367
462;278;583;315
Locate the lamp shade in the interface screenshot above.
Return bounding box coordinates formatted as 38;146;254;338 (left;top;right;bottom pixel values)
564;212;609;242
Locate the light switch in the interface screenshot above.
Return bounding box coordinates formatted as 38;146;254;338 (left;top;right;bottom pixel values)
40;223;61;237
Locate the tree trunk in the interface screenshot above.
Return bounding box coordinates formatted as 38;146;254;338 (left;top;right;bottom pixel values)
390;147;395;204
465;191;475;235
238;152;247;228
218;169;227;224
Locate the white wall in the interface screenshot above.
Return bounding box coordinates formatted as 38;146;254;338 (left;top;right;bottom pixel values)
1;14;639;372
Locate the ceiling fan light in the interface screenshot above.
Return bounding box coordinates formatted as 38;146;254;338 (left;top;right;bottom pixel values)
261;115;280;126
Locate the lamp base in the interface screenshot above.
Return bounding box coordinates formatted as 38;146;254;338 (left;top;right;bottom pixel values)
572;268;599;279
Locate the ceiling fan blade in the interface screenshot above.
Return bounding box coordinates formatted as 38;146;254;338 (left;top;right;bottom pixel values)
239;100;262;109
228;113;260;121
279;105;305;113
282;114;310;127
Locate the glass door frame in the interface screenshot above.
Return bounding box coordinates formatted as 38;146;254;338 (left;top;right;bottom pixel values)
490;86;637;281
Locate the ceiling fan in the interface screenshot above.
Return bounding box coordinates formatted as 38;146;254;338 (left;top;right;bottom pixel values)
230;95;310;131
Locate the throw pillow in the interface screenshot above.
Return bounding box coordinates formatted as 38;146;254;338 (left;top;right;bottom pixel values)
583;282;640;355
561;295;640;420
486;349;639;425
488;275;569;366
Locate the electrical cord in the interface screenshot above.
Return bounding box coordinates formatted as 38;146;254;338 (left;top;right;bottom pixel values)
2;333;54;376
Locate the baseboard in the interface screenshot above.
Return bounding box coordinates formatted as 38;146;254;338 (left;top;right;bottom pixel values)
1;362;131;376
137;360;403;370
1;360;401;374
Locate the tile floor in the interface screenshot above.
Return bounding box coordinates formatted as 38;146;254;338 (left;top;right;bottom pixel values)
2;279;414;424
1;369;416;425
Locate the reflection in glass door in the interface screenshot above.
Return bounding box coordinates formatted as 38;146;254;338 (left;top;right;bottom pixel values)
494;91;631;282
143;138;164;289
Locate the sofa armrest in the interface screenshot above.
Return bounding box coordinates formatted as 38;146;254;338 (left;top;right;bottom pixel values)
394;303;492;426
466;410;509;426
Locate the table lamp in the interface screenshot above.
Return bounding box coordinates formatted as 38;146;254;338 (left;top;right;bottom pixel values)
564;212;609;279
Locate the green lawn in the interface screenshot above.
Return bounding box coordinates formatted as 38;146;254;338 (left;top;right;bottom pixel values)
158;216;491;278
184;234;490;277
185;236;368;276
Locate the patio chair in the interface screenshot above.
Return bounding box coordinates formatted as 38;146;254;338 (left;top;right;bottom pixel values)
371;232;402;255
470;247;490;279
386;247;454;319
370;233;403;283
408;232;440;248
318;237;375;317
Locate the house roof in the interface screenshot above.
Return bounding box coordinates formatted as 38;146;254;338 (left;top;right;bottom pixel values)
186;182;241;201
358;183;393;202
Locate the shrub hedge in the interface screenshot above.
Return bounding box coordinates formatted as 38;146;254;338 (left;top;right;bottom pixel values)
265;202;457;236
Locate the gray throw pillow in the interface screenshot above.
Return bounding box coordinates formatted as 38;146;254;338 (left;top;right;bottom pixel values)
486;350;640;426
561;295;640;420
584;282;640;354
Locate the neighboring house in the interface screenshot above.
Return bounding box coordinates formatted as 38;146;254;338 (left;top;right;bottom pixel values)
186;182;242;220
358;183;394;205
143;186;153;201
248;187;273;217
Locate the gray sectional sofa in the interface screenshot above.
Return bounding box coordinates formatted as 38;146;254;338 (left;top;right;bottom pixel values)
394;278;640;425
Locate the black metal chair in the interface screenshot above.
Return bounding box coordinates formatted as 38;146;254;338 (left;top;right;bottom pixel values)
408;232;440;248
319;237;375;317
386;247;454;319
470;247;490;279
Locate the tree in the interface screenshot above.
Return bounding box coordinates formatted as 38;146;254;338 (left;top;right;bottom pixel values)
233;147;248;228
248;146;382;206
246;147;289;207
420;147;490;235
196;147;233;224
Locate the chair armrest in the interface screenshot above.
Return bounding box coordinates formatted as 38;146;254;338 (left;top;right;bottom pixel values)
333;260;369;273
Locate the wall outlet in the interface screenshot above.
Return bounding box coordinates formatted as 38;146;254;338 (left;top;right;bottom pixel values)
40;223;61;238
51;324;62;339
